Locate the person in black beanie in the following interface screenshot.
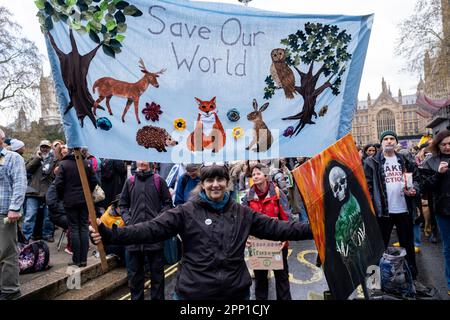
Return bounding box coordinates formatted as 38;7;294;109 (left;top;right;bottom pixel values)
364;130;420;278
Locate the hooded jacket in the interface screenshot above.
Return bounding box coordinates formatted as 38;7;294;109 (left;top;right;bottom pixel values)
101;194;312;300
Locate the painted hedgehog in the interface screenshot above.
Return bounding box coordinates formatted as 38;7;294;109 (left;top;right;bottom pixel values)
136;125;178;152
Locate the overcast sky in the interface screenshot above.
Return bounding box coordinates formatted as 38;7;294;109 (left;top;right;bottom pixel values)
0;0;420;125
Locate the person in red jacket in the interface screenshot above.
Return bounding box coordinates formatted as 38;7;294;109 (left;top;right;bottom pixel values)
242;163;292;300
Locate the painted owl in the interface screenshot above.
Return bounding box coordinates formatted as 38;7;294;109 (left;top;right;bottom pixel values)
270;48;296;99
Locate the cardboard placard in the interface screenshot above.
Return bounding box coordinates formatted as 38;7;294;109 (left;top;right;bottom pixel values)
247;237;284;270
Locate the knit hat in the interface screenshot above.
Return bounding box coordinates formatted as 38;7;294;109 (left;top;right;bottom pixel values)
379;130;398;143
10;139;25;152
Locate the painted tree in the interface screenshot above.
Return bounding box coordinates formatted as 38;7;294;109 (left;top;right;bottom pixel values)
264;23;352;136
34;0;142;127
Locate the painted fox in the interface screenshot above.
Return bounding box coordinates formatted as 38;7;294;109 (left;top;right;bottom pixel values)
187;97;226;153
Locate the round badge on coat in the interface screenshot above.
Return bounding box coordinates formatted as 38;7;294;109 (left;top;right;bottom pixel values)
205;218;212;225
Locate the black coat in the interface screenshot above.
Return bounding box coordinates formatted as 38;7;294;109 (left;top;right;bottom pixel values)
420;154;450;216
99;159;127;208
363;151;420;218
46;182;68;230
119;170;173;251
104;195;312;300
54;154;98;208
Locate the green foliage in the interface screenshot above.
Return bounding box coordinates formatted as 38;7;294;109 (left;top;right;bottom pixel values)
263;76;276;100
34;0;142;58
278;22;352;96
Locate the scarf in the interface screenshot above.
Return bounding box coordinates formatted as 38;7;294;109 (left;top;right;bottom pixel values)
254;182;269;200
199;190;230;212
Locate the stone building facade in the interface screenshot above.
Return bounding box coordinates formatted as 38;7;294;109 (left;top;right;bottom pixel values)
39;72;61;126
352;78;428;147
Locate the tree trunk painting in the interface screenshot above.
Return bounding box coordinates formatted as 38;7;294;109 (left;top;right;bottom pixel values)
48;29;101;128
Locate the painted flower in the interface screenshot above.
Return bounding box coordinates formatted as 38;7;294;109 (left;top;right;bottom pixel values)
96;117;112;131
283;126;294;137
227;108;240;122
142;102;163;122
232;126;244;139
174;118;186;131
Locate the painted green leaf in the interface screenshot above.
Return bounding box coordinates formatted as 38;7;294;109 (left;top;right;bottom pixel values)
105;13;114;22
102;44;116;58
45;16;54;30
76;26;87;34
44;2;55;15
114;10;125;23
71;19;82;30
90;20;102;31
34;0;46;10
115;1;129;10
37;11;46;25
112;47;121;54
117;22;127;33
89;30;101;43
100;1;108;11
108;39;122;48
131;9;142;17
78;3;89;12
115;34;125;42
66;0;76;6
101;24;107;34
123;5;138;16
108;3;116;14
93;11;103;22
106;20;116;31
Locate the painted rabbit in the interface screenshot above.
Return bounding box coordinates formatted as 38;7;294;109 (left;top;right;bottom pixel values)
246;99;273;152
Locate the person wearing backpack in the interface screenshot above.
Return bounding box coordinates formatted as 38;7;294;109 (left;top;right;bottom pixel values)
174;164;200;206
241;163;293;300
120;160;173;300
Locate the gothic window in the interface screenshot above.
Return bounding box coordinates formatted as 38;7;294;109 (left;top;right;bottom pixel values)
377;109;396;137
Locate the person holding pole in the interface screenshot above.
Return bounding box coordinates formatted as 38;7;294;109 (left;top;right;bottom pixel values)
54;148;98;267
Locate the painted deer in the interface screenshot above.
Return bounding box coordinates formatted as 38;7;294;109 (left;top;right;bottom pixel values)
92;58;165;124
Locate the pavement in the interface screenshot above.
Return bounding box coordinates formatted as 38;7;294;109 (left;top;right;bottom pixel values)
17;226;450;300
19;227;99;292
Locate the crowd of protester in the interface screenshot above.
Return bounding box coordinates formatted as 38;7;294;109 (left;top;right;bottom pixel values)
1;127;449;300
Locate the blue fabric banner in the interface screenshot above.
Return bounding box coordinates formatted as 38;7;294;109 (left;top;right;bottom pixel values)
38;0;373;162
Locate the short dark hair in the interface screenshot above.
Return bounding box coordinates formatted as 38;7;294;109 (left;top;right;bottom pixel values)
250;163;270;176
199;164;230;182
430;129;450;155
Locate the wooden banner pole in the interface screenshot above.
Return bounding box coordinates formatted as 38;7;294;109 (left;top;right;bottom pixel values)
73;148;108;272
